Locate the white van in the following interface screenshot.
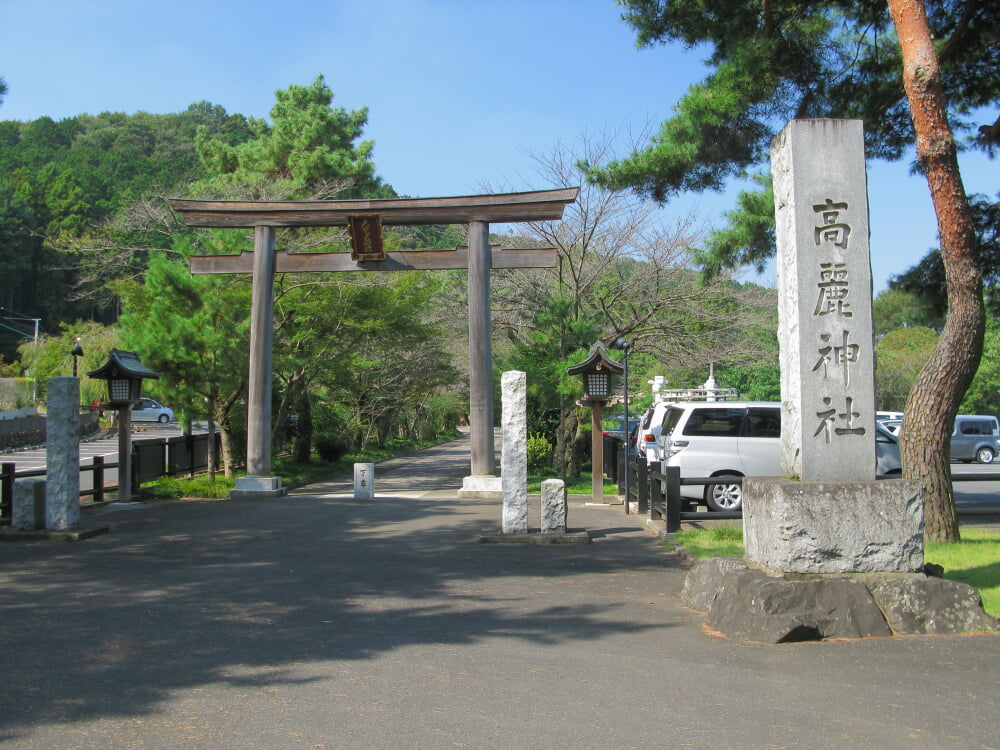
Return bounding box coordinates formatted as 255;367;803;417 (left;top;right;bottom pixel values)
656;401;901;512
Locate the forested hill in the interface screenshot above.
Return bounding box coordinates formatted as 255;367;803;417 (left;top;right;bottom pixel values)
0;103;257;358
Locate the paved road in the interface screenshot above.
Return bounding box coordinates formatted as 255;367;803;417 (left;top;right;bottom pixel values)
0;435;997;749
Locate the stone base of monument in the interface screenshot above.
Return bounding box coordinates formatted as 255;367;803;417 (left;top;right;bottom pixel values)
477;528;592;544
679;478;998;642
682;557;998;642
229;475;287;500
743;477;924;575
458;475;502;499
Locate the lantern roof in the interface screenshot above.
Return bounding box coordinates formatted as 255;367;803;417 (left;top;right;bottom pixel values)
87;349;161;381
566;341;624;376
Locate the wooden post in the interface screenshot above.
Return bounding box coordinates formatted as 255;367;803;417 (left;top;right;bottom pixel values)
247;225;276;478
118;406;132;501
591;401;604;502
468;220;496;476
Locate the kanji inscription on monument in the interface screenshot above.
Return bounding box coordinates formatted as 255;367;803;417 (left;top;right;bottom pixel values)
772;119;876;481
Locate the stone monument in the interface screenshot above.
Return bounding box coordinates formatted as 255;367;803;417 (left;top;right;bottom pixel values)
46;377;81;530
679;120;996;641
745;118;923;576
501;370;528;533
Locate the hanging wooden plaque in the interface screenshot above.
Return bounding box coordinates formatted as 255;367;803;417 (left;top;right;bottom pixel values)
347;214;385;261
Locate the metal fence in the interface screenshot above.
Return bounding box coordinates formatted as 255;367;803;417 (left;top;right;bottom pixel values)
0;431;221;525
603;434;1000;533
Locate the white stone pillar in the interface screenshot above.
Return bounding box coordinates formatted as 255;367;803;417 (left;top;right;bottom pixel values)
772;119;877;481
354;463;374;502
541;478;567;533
13;477;45;531
501;370;528;533
46;376;80;530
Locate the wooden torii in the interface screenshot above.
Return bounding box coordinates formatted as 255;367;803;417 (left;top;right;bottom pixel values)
169;188;579;498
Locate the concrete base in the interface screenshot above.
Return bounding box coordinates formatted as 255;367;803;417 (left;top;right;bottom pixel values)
229;475;287;500
458;475;502;499
743;477;924;575
477;528;592;544
0;526;109;542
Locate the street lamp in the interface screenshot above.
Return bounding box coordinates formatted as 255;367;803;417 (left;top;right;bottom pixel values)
70;340;84;378
612;337;630;514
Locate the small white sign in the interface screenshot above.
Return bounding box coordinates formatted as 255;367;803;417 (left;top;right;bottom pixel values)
354;463;374;502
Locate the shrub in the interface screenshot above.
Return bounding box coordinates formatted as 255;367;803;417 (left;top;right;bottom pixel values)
315;434;350;463
527;432;552;474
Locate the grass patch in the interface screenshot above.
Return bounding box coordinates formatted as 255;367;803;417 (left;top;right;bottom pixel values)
668;526;1000;617
528;471;617;495
668;524;745;559
926;529;1000;617
139;474;235;500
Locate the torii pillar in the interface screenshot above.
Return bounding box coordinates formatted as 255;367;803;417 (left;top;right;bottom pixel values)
170;189;578;499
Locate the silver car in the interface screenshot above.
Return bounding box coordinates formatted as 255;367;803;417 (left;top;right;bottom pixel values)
131;398;175;423
657;401;901;512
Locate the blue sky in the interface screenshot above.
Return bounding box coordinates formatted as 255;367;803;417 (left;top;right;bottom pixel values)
1;0;996;292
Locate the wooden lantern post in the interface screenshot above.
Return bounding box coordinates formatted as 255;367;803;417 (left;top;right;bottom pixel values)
87;349;160;502
567;342;624;504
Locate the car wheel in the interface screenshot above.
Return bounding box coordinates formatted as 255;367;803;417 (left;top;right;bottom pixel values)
705;474;742;512
977;447;994;464
158;414;169;423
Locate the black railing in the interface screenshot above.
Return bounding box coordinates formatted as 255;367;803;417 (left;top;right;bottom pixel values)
0;431;221;526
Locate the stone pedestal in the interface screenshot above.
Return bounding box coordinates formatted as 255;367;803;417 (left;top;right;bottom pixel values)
46;377;80;530
743;477;924;575
458;475;502;499
229;475;287;500
541;479;567;533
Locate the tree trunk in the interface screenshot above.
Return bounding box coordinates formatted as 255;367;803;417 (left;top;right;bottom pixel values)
292;388;313;463
887;0;984;542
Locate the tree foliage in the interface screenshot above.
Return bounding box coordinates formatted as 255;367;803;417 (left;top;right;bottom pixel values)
491;135;776;477
587;0;997;541
589;0;998;274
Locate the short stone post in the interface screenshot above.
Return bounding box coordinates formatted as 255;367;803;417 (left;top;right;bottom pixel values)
13;478;45;531
541;479;567;533
501;370;528;533
46;376;80;530
354;462;374;502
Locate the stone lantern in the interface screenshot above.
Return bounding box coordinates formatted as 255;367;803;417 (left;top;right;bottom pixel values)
567;342;624;503
87;349;160;501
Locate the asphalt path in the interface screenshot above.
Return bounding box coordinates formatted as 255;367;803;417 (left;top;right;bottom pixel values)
0;435;998;749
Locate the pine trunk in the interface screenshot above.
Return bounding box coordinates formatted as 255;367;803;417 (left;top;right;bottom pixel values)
887;0;984;542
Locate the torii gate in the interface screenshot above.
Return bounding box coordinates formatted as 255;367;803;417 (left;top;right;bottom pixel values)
169;188;578;499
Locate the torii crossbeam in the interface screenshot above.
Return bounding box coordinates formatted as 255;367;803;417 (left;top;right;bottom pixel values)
170;188;578;498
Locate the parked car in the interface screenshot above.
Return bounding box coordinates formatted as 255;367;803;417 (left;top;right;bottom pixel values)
879;418;903;436
602;417;639;444
950;414;1000;464
656;401;902;512
880;414;999;463
131;398;174;423
635;401;675;462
